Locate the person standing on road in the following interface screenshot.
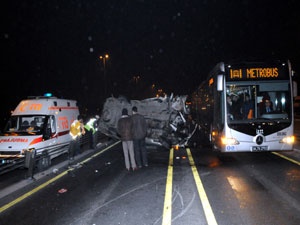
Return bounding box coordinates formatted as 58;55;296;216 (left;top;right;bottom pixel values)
117;108;137;171
69;115;85;161
131;106;148;168
84;115;100;149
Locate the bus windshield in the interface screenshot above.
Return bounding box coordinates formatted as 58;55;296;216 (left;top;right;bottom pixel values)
226;81;291;123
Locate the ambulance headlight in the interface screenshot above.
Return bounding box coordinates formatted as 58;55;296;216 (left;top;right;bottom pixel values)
280;135;295;144
221;136;239;145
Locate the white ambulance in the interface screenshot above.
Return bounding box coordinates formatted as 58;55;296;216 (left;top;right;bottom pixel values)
0;95;79;172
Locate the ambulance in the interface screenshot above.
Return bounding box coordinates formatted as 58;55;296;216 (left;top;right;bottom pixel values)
0;94;79;172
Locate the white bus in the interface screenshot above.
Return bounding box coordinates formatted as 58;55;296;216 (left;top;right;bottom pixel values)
190;60;296;152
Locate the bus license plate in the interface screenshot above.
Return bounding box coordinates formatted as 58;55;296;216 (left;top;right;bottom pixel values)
252;146;268;151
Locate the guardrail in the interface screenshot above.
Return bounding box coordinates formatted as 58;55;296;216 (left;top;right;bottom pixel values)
0;131;108;176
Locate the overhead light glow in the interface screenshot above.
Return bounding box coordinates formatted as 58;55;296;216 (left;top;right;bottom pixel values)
44;93;53;97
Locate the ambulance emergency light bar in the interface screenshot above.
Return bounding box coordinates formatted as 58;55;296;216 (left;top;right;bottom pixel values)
44;93;53;97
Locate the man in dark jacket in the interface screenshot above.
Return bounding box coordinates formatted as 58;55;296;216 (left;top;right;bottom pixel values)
131;106;148;168
117;108;137;171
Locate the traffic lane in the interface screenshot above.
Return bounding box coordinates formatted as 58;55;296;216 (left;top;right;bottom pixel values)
167;149;210;225
0;143;125;225
87;148;206;225
191;148;300;225
0;145;172;225
231;151;300;203
1;144;299;225
0;142;108;200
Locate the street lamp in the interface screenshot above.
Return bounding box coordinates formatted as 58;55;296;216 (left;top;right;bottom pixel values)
133;75;140;84
99;54;109;68
99;54;109;97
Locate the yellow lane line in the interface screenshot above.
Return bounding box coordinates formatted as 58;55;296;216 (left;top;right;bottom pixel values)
162;148;174;225
186;148;218;225
0;141;120;214
0;168;69;213
272;151;300;166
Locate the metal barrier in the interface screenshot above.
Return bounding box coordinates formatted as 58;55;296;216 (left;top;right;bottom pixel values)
0;131;109;176
25;149;36;179
0;157;26;176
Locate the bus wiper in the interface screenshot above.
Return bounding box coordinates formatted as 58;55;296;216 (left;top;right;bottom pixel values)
255;117;285;124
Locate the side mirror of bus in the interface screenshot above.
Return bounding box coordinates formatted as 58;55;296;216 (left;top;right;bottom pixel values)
217;74;224;91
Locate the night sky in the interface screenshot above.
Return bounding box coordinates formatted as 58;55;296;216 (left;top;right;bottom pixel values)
1;0;300;126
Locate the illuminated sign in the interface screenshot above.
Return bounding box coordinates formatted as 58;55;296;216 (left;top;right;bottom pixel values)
226;65;289;81
18;102;43;112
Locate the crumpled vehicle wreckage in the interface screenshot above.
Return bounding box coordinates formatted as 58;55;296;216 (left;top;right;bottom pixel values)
98;94;198;149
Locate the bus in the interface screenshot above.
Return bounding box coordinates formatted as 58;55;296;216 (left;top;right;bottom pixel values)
190;60;296;152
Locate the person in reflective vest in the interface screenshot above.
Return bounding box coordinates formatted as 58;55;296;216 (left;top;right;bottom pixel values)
84;115;100;149
69;115;85;160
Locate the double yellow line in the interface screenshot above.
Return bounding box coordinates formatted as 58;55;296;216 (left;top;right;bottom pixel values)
162;148;218;225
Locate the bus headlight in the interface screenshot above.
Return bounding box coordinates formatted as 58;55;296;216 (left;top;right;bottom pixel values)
280;135;295;144
221;136;239;145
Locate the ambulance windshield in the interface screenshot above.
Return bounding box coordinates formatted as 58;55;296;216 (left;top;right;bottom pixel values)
3;115;47;135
